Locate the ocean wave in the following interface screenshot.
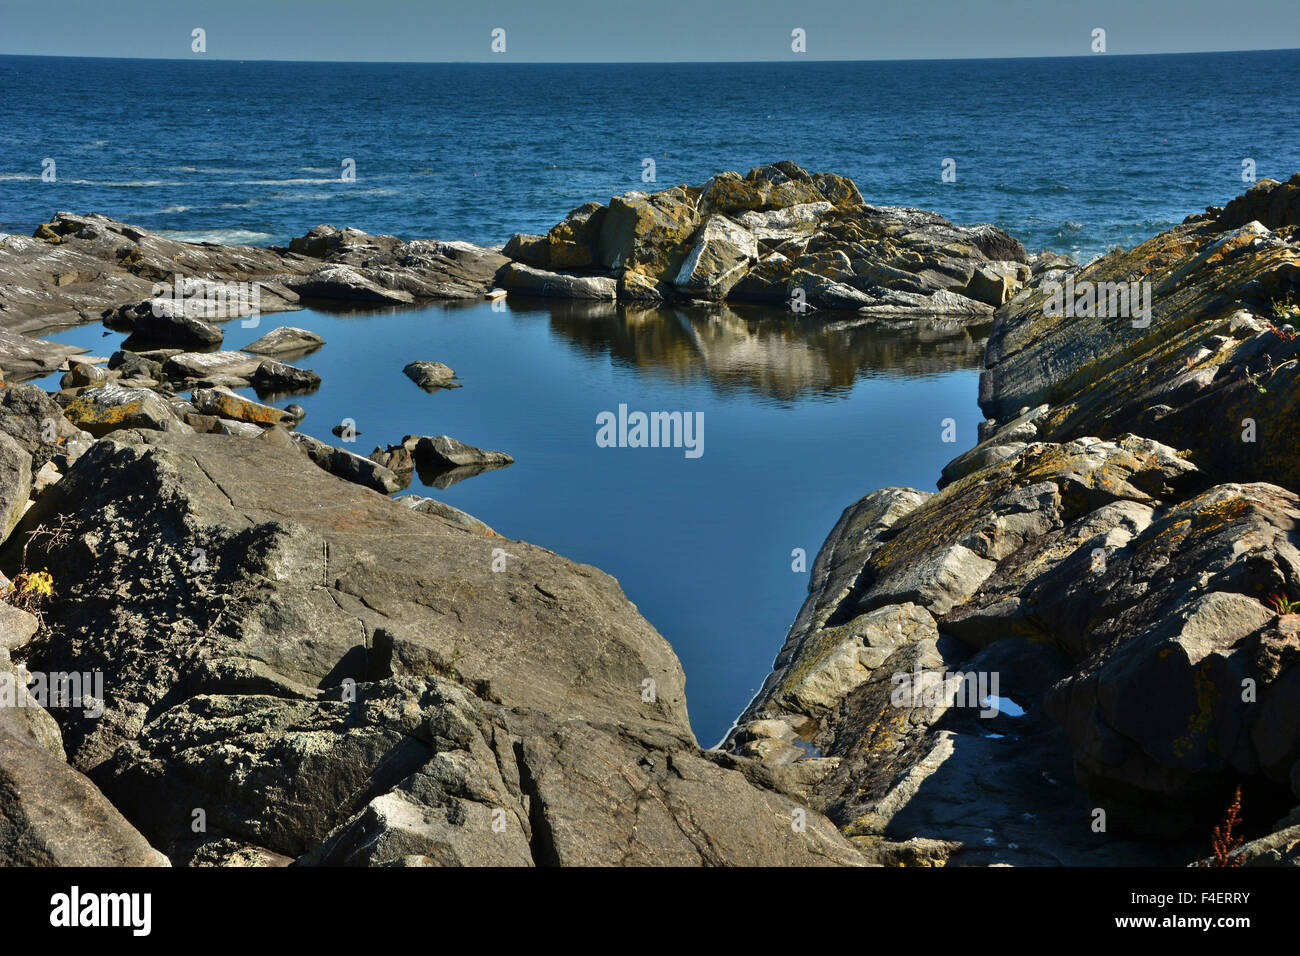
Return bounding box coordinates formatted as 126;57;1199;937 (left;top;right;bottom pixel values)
242;178;342;185
157;229;279;245
0;173;38;181
168;166;256;174
65;179;187;187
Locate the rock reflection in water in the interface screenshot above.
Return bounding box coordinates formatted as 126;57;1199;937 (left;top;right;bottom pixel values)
508;296;988;403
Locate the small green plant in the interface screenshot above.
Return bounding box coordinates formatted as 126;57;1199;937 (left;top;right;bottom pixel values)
1241;353;1299;394
1266;592;1300;615
1270;292;1300;328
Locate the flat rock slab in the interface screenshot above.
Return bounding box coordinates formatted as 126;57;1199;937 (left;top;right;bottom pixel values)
244;326;325;357
191;386;298;426
500;262;618;300
0;328;88;383
162;351;263;382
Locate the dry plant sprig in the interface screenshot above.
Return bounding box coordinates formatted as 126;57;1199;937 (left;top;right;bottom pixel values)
1210;784;1245;867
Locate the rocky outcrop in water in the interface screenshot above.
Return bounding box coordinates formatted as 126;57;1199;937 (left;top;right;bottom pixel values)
501;161;1027;316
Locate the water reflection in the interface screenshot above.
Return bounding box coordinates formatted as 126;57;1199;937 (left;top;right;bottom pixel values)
506;296;989;403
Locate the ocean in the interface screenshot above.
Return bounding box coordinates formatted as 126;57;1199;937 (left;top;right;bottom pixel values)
4;51;1300;256
3;50;1298;745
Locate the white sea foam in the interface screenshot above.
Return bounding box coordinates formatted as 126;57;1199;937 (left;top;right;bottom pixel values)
157;229;279;245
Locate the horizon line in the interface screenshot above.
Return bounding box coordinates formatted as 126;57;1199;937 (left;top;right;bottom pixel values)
1;47;1298;66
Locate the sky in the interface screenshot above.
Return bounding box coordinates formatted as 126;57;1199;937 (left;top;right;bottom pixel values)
1;0;1298;62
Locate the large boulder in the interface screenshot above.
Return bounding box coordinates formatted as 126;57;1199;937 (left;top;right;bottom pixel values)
249;359;321;395
191;386;299;426
0;384;86;473
61;383;184;437
0;731;171;866
523;202;608;270
291;431;406;495
162;351;263;384
0;433;32;541
0;598;168;866
673;215;759;301
596;186;702;279
5;428;863;866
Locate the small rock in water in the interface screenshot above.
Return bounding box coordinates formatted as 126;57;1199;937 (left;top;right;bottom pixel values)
403;434;513;469
243;326;325;357
403;361;460;391
250;359;321;395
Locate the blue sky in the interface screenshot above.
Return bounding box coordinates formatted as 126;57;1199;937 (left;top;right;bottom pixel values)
2;0;1298;61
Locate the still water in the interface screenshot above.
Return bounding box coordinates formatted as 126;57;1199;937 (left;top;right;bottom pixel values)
35;299;985;744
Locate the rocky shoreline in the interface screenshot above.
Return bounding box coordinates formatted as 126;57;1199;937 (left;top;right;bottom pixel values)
726;172;1300;866
0;165;1297;866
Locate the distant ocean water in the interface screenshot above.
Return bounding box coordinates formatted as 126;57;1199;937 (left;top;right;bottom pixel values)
3;51;1299;258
